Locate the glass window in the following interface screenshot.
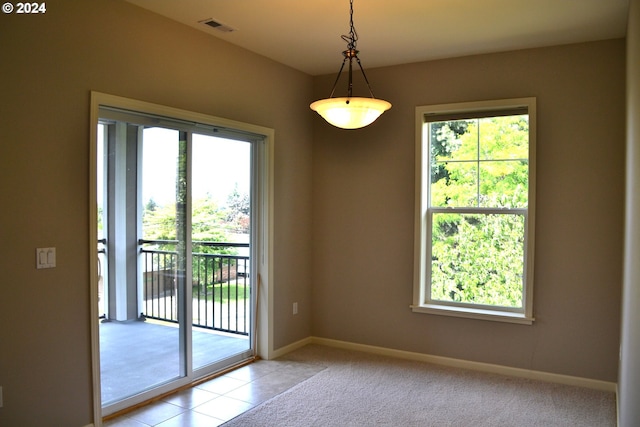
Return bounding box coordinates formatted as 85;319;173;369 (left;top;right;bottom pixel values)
413;98;536;324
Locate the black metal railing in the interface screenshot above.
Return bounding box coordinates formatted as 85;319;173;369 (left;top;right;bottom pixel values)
140;239;250;336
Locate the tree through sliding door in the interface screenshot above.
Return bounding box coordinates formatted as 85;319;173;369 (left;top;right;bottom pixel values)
97;106;258;415
189;133;253;372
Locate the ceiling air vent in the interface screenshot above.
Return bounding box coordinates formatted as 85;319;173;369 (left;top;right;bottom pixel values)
200;18;236;33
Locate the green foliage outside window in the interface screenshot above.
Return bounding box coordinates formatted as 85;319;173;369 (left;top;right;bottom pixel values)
431;213;525;307
429;115;529;308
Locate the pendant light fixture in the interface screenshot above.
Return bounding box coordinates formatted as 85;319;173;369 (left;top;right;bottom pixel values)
310;0;391;129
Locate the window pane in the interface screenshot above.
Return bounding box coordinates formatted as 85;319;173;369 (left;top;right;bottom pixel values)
430;213;525;308
430;114;529;209
430;120;475;162
141;127;180;240
431;161;477;207
479;115;529;160
479;160;528;208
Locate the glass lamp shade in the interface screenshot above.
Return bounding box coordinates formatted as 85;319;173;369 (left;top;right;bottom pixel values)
310;97;391;129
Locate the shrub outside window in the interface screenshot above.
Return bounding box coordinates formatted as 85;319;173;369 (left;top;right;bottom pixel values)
412;98;536;324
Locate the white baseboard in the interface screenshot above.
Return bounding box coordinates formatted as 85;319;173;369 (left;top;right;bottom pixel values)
276;336;617;393
270;336;314;359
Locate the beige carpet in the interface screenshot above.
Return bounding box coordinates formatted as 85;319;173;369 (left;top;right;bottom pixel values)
223;344;616;426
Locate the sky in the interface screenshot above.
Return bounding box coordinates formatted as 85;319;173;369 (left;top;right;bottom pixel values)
143;127;251;207
97;126;251;208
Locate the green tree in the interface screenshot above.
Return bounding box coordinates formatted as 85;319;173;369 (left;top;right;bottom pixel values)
145;198;158;212
431;116;529;208
225;184;250;233
143;195;231;244
430;121;470;183
429;115;529;307
143;202;179;241
143;194;240;292
431;212;525;307
191;196;230;243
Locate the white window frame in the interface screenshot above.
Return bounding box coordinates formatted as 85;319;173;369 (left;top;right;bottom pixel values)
412;98;536;325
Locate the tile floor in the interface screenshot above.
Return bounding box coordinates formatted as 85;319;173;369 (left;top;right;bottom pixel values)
103;357;324;427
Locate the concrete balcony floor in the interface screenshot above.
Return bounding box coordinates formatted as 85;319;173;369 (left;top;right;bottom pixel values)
100;319;250;405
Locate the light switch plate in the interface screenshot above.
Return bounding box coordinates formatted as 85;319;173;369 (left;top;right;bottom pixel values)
36;247;56;269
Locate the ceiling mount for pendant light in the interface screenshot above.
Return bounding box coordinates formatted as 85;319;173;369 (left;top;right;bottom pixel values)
310;0;391;129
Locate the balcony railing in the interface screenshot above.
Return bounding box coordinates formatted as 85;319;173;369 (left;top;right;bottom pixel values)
140;239;250;336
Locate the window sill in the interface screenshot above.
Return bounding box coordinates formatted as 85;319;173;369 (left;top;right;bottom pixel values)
410;304;534;325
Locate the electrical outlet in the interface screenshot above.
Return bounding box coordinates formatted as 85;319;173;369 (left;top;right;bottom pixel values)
293;302;298;315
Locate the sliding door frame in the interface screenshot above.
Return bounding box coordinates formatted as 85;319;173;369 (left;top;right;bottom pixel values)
89;91;274;425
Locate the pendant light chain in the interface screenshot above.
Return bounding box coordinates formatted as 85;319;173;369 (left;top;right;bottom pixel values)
342;0;358;51
327;0;376;99
309;0;391;129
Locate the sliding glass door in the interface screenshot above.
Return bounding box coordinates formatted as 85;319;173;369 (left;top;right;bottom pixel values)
190;134;252;372
98;124;187;409
96;106;258;414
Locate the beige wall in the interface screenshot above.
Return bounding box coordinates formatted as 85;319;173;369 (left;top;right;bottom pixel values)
619;0;640;424
312;40;625;382
0;1;312;425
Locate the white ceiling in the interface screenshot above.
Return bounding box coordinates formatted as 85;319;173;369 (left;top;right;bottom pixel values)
125;0;629;76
